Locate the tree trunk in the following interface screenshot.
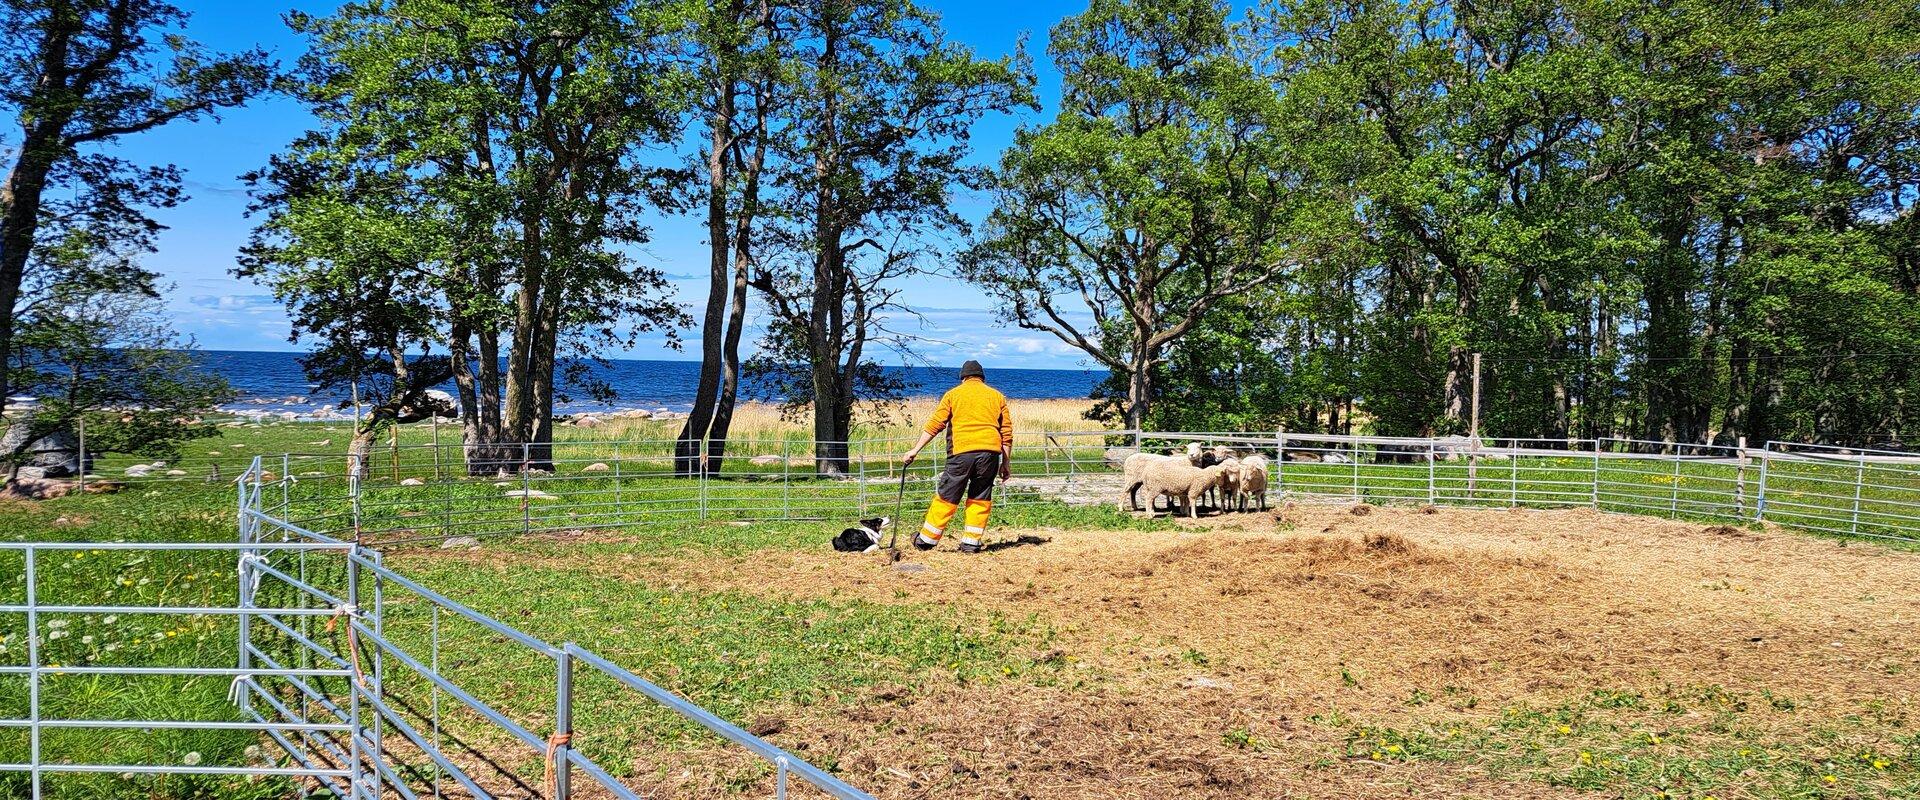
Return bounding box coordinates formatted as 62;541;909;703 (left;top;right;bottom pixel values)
678;86;737;477
0;131;63;418
346;408;395;480
704;116;765;473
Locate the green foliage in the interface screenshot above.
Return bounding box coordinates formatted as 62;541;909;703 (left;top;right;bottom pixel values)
979;0;1920;443
6;292;231;475
963;0;1304;429
0;0;273;414
745;0;1035;460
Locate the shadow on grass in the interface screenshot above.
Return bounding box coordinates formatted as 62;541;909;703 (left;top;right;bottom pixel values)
982;534;1051;553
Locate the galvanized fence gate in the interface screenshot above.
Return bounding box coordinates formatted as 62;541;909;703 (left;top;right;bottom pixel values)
6;430;1920;797
0;458;875;799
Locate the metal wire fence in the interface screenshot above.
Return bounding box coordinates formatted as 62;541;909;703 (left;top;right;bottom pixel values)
231;430;1920;545
7;429;1919;797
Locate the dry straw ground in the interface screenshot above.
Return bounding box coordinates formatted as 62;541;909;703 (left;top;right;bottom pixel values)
429;506;1920;799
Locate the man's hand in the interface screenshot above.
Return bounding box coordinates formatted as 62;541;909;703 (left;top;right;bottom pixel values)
999;457;1012;481
902;448;920;467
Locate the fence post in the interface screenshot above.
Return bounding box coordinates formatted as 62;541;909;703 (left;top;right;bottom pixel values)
75;416;85;493
1591;438;1602;509
25;547;41;800
856;439;867;517
699;437;710;521
553;647;575;799
782;438;792;520
1755;445;1770;522
522;441;533;536
1275;429;1286;500
1425;438;1436;505
613;444;623;525
1669;452;1681;519
1734;436;1748;518
1852;450;1866;536
344;551;364;798
1509;439;1519;508
349;454;363;541
1351;438;1360;501
235;471;254;723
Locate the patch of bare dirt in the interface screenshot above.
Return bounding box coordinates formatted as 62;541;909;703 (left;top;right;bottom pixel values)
421;506;1920;799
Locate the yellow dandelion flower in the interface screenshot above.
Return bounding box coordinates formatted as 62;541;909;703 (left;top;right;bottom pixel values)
1824;774;1838;783
1556;725;1571;735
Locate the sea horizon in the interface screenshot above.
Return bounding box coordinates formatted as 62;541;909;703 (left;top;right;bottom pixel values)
173;350;1107;419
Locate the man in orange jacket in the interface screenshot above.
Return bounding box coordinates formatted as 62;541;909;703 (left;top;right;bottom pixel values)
902;360;1013;553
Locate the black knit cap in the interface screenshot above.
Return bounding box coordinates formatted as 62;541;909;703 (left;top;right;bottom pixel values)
959;360;985;380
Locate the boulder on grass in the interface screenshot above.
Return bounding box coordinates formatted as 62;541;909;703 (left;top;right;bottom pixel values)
399;478;425;486
582;462;610;473
502;489;558;500
0;425;82;477
749;454;783;467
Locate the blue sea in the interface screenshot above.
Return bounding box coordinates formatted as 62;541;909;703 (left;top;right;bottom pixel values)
190;350;1106;416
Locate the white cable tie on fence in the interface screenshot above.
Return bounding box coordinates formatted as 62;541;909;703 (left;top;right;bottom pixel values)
227;673;253;704
236;552;268;598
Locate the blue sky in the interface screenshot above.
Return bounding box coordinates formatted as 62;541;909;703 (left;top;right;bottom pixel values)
119;0;1099;370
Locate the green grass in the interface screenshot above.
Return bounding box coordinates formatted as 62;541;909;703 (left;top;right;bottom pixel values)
11;421;1920;797
0;482;292;799
356;543;1077;787
1320;684;1920;799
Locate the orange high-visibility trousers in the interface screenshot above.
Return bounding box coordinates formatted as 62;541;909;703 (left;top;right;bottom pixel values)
914;451;1000;548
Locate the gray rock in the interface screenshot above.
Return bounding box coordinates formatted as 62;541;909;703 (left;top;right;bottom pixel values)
399;478;425;486
582;462;610;472
749;454;783;466
123;465;153;477
0;424;82;477
502;489;558;500
440;536;480;549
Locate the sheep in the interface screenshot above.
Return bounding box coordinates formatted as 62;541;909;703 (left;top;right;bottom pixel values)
1121;451;1177;511
1211;456;1242;511
1140;460;1233;518
1236;454;1269;511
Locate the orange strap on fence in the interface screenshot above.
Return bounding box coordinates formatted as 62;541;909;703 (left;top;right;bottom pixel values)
543;731;573;797
327;605;369;689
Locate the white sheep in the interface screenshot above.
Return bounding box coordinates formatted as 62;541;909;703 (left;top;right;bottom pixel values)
1140;460;1233;518
1236;454;1269;511
1121;451;1176;511
1211;456;1242;510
